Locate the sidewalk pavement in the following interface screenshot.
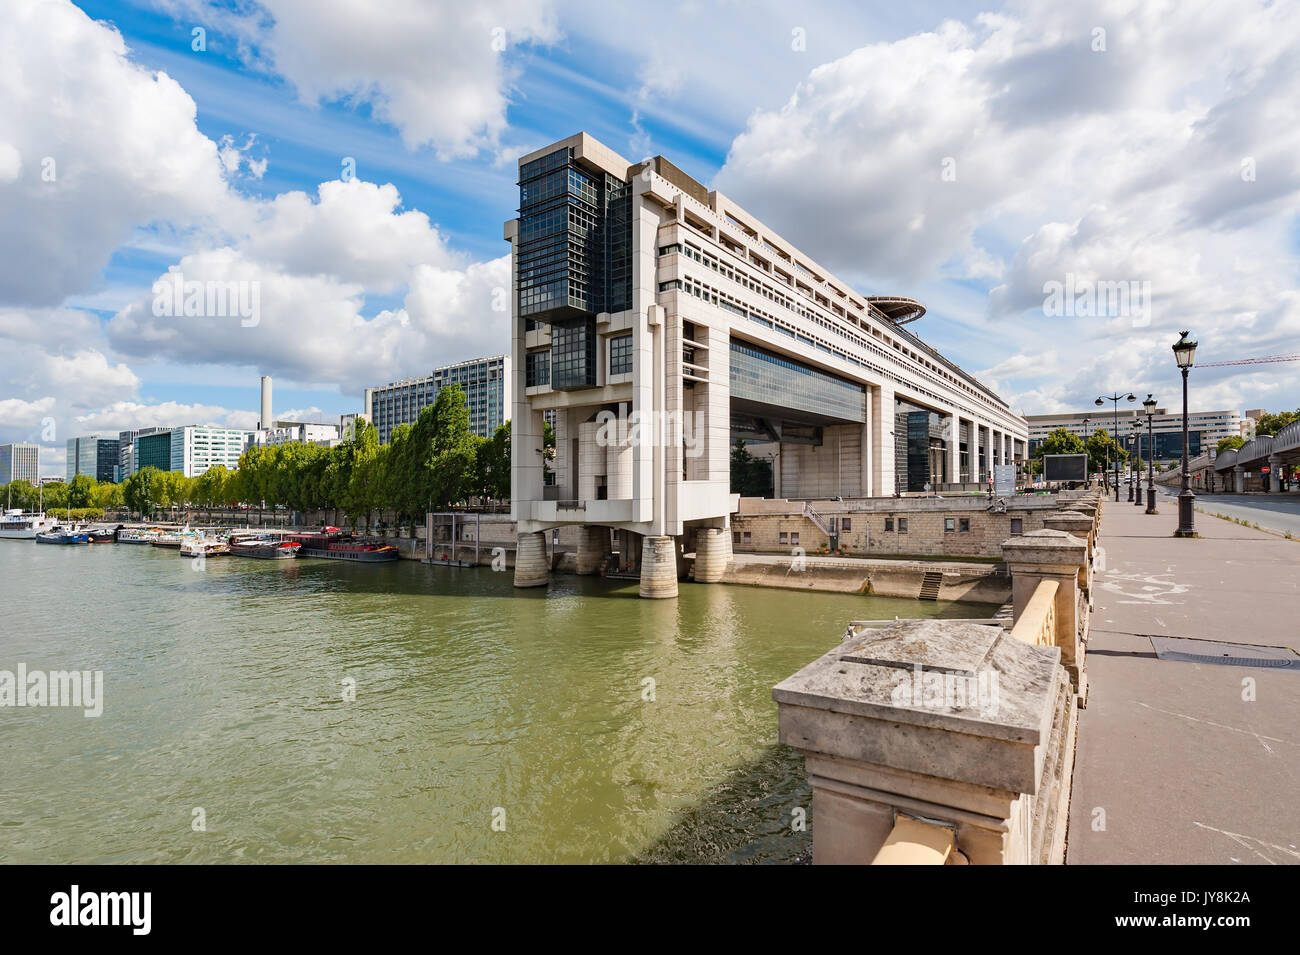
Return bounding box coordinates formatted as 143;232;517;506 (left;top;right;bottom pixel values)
1066;498;1300;864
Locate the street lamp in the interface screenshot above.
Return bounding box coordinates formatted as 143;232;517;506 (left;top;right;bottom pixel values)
1096;392;1137;502
1131;424;1143;505
1172;330;1198;537
1143;394;1158;513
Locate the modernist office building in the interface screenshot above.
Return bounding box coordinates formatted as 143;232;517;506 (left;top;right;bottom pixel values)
134;426;252;478
65;435;120;483
0;443;40;485
506;133;1027;596
1026;408;1243;461
369;355;511;443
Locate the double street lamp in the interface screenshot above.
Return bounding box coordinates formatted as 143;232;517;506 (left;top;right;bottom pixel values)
1096;392;1137;502
1173;330;1198;537
1143;393;1158;513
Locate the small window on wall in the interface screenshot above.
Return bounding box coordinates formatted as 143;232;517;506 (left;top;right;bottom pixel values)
959;518;971;532
733;533;741;545
898;518;908;533
743;532;751;544
841;518;851;532
884;518;894;531
1010;518;1024;535
779;531;788;544
790;532;799;546
944;518;955;532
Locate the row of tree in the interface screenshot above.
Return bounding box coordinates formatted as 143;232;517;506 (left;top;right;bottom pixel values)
1;473;123;514
1029;428;1131;476
121;385;510;528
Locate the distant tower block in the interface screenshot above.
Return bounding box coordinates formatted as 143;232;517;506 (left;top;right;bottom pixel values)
260;376;272;430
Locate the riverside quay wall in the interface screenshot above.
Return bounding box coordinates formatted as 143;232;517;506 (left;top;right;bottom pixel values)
731;495;1060;559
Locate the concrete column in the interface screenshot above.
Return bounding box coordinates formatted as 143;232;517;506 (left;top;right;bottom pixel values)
639;535;679;598
693;526;732;582
576;525;610;575
1002;530;1090;702
1268;455;1282;492
948;411;961;488
875;385;895;496
774;619;1075;865
1233;465;1244;493
513;530;550;588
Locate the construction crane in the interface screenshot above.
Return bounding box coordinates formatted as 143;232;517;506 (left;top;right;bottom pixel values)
1196;354;1300;367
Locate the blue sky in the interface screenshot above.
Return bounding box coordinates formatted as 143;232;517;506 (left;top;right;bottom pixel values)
3;0;1299;472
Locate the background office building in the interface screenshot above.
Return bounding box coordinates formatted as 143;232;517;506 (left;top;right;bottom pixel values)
507;133;1027;586
0;443;40;484
370;355;511;443
134;426;252;478
65;435;120;483
254;422;343;447
1026;408;1244;461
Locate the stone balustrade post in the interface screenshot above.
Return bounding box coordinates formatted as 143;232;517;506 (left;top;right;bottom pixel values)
773;619;1075;864
1002;530;1089;703
1041;511;1097;607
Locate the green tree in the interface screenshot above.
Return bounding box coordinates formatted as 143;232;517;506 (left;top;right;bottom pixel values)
1029;428;1087;476
1086;428;1127;477
474;421;511;502
425;385;478;509
42;480;69;511
3;480;38;510
1217;435;1245;454
124;466;163;516
67;474;96;509
1255;409;1300;437
92;480;125;510
730;440;773;497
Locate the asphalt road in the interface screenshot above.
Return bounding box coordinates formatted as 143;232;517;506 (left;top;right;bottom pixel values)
1153;485;1300;537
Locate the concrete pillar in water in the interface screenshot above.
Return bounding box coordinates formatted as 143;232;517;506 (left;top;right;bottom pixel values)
513;531;550;588
693;527;732;583
639;535;679;599
576;525;610;575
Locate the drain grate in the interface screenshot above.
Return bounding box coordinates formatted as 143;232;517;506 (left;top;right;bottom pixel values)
1149;636;1300;670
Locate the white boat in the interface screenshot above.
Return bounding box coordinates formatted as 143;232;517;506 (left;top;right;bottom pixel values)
117;527;160;544
0;509;59;540
179;533;230;558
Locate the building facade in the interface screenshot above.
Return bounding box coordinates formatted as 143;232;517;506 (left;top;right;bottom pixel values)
65;435;120;483
0;443;40;485
370;356;512;443
506;133;1028;594
1026;408;1243;461
254;422;343;448
131;426;251;478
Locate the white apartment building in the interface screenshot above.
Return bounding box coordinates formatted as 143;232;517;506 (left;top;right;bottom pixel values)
369;355;511;443
254;422;343;448
160;426;252;478
506;133;1027;596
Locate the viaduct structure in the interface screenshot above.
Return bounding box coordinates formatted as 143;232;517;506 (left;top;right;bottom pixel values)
506;133;1027;597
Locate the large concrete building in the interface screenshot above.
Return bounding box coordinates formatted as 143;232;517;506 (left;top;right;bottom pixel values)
506;133;1027;596
65;435;120;483
369;355;511;443
1026;407;1243;461
0;443;40;484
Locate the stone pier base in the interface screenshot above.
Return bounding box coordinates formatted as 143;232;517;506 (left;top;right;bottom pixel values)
513;531;550;588
693;527;732;583
639;535;679;599
576;525;610;575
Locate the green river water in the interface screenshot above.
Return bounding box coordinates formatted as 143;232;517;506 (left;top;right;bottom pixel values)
0;540;992;864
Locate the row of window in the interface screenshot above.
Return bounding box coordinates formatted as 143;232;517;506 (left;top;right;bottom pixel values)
659;237;1016;429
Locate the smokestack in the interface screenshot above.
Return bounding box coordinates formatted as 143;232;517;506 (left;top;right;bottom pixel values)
364;388;373;419
260;376;272;430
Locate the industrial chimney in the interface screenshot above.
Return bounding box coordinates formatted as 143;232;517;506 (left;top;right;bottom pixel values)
259;376;272;430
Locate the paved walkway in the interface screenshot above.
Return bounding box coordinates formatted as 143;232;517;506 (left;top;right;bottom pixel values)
1067;497;1300;864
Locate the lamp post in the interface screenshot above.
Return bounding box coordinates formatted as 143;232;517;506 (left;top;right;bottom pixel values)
1143;394;1158;513
1131;425;1143;505
1173;330;1198;537
1096;392;1137;502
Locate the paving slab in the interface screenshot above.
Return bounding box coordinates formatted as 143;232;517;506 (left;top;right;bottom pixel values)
1066;499;1300;865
